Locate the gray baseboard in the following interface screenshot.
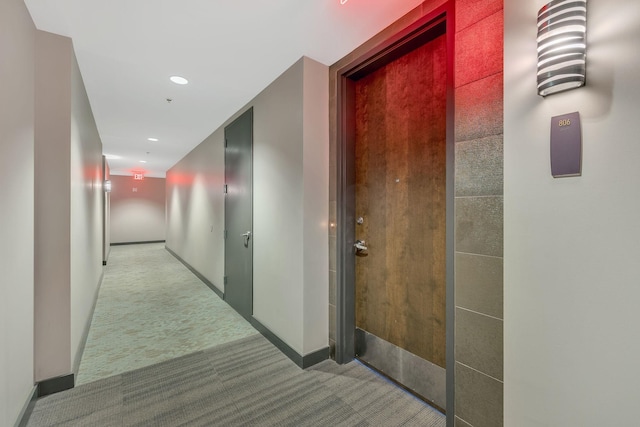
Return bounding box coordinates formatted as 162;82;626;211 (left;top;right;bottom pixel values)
37;374;74;397
111;240;166;246
165;246;224;299
14;386;37;427
251;318;330;369
164;245;327;369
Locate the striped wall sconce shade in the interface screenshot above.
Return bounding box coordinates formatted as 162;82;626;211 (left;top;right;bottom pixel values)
537;0;587;96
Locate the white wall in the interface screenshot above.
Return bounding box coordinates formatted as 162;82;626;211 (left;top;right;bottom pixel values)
252;59;306;350
110;175;165;244
34;30;73;382
504;0;640;425
0;0;36;424
69;51;105;373
34;30;105;383
302;59;329;354
167;57;329;356
166;127;225;290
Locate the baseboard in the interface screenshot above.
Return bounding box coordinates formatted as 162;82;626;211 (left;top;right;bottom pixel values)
165;246;224;299
164;245;328;368
111;240;166;246
37;374;74;397
250;318;330;369
73;269;104;375
14;386;37;427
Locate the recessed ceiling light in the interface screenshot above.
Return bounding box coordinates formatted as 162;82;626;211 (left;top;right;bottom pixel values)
170;76;188;85
139;160;147;163
148;137;159;142
105;154;121;160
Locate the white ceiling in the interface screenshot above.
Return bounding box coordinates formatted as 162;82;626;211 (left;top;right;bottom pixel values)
24;0;424;177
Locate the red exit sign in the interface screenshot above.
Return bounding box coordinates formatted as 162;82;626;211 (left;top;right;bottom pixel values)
133;173;144;181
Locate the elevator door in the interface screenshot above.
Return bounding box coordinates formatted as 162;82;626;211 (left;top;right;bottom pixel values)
354;32;447;405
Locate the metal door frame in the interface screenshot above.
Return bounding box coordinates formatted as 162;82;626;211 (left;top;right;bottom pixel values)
335;1;455;419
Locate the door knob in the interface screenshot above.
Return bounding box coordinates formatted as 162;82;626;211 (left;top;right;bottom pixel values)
242;231;251;247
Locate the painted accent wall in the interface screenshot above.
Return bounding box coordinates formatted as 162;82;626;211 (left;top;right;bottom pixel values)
0;0;36;425
110;175;166;244
504;0;640;425
34;31;104;383
166;56;329;357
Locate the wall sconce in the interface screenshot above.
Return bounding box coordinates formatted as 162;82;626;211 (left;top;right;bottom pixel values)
104;180;112;192
537;0;587;96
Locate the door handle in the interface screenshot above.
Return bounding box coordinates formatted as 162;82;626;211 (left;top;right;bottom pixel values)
354;240;368;251
242;231;251;247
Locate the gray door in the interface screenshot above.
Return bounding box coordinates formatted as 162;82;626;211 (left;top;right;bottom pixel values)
224;108;253;321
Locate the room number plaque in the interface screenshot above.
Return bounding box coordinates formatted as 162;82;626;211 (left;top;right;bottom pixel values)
550;111;582;178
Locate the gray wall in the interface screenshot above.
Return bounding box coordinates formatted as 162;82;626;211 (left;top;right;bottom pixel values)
34;31;104;382
167;56;329;357
110;175;165;244
453;4;504;427
0;0;36;424
504;0;640;425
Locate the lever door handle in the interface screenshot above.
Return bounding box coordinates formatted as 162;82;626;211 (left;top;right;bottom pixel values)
354;240;368;251
242;231;251;247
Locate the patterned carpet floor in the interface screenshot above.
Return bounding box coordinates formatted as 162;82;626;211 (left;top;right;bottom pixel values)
76;243;258;385
28;334;445;426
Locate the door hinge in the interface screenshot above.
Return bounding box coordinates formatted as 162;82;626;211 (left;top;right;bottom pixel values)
224;184;228;194
224;139;228;148
224;229;227;239
224;276;228;285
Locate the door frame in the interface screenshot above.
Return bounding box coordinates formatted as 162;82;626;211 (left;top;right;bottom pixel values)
335;1;455;417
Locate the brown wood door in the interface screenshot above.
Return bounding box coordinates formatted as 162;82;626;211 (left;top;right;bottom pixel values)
354;33;447;368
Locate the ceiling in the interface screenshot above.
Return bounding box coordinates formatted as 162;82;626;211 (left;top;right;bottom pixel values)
24;0;424;177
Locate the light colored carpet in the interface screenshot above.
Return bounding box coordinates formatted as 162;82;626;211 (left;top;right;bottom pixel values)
76;243;258;385
29;334;445;426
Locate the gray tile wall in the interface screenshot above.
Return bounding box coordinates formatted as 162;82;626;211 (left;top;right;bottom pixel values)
454;4;504;427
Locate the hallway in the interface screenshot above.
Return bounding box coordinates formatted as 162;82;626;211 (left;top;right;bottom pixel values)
77;243;258;385
26;243;445;426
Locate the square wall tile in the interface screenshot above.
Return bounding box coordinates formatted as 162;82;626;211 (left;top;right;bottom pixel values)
455;252;503;318
455;416;473;427
455;10;503;88
455;196;503;257
455;134;503;197
455;308;503;380
456;362;503;427
456;0;503;33
455;73;503;143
